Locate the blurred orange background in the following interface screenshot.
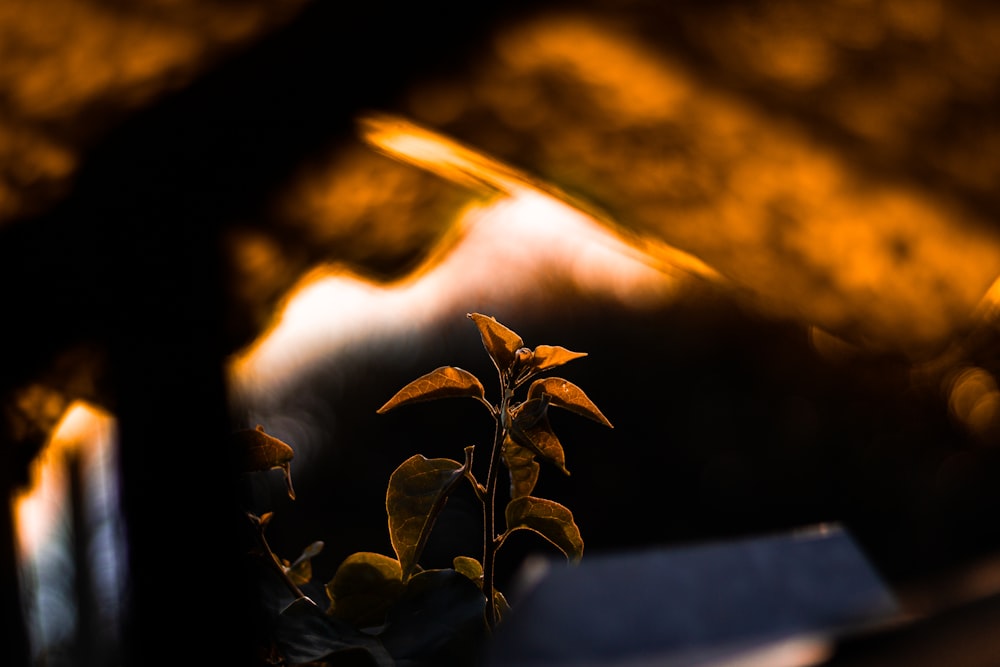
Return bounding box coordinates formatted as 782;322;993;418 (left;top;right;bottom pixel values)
6;1;1000;664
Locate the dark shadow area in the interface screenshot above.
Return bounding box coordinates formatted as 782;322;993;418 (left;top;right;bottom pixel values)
0;2;548;665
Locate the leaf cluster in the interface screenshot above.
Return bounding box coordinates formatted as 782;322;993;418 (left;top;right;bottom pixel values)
234;313;612;666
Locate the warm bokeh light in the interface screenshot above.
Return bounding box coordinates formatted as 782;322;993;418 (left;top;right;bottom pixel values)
229;113;728;411
360;113;723;283
231;185;695;406
15;402;108;558
0;0;308;225
404;8;1000;357
235;86;1000;454
684;0;1000;201
359;113;524;195
945;366;1000;443
712;635;832;667
14;400;124;664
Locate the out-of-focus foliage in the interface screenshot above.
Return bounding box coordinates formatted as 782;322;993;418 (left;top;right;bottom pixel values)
0;0;308;225
403;1;1000;357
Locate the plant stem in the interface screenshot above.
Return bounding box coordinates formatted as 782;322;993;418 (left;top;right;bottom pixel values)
482;387;510;629
249;513;310;603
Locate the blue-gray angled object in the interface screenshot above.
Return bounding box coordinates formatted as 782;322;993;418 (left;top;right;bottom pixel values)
483;523;899;667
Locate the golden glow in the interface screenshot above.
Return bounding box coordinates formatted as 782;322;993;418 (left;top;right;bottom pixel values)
0;0;307;120
711;635;832;667
946;366;1000;442
13;400;124;663
232;114;733;403
360;113;722;284
14;401;116;560
407;11;1000;356
231;185;688;403
0;0;309;225
972;273;1000;324
360;113;524;196
492;13;693;126
807;326;865;363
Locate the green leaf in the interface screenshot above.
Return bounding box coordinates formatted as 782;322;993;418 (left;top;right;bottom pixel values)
529;344;588;373
230;424;296;499
502;436;540;498
326;552;405;629
527;377;614;427
377;366;486;413
468;312;523;375
509;405;569;475
452;556;483;586
386;454;469;582
505;496;584;561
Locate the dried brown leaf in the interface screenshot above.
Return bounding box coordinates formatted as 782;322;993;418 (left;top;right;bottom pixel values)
386;454;468;582
527;377;613;427
468;313;523;375
509;409;568;475
377;366;485;413
529;344;588;373
230;424;294;472
502;436;540;498
230;424;297;499
505;496;583;561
